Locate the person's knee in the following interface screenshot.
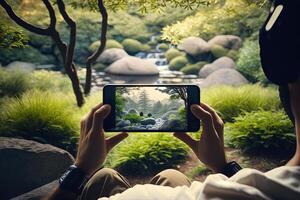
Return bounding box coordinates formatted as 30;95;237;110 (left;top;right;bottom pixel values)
150;169;190;187
90;168;117;183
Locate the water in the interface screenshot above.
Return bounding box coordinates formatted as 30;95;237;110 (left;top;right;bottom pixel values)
91;37;201;90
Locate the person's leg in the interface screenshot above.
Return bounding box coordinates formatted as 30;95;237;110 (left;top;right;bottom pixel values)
149;169;191;187
80;168;131;200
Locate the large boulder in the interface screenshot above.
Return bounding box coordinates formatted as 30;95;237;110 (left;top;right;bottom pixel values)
161;111;178;120
105;56;159;76
178;37;211;60
160;119;182;130
199;57;235;78
0;137;74;199
208;35;242;50
5;61;36;72
96;48;128;65
116;120;131;128
200;68;248;88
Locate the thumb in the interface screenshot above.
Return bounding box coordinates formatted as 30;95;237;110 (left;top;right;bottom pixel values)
106;132;128;152
173;132;197;152
91;104;111;134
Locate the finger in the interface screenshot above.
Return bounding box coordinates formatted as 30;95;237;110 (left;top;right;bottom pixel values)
200;103;224;142
173;132;197;152
106;132;128;152
90;104;111;134
190;104;215;134
86;103;103;132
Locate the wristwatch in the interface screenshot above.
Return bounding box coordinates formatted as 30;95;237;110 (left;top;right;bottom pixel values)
220;161;242;177
59;165;90;194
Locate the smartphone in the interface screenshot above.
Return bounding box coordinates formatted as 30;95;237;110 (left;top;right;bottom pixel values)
103;84;200;132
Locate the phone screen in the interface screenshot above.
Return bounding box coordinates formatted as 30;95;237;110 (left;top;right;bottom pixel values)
103;84;200;132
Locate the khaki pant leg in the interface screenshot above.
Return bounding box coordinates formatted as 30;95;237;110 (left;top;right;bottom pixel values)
80;168;131;200
149;169;191;187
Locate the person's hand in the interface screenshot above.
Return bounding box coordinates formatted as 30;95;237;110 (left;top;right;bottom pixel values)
75;103;128;176
174;103;227;172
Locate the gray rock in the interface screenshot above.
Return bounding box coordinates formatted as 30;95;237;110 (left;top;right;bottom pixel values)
36;64;58;70
140;118;156;125
105;56;159;76
0;137;74;199
128;109;138;114
208;35;242;50
12;181;58;200
97;48;128;65
200;68;248;88
199;57;236;78
5;61;36;72
178;37;210;60
116;120;131;128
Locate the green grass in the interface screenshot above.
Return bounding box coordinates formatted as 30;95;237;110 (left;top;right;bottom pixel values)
105;133;189;174
0;90;79;155
0;68;31;98
202;85;281;122
225;110;295;155
186;164;211;179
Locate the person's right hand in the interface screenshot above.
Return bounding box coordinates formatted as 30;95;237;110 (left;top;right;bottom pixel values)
174;103;227;172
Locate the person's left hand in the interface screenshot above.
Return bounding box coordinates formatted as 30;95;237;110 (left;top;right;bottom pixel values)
75;103;128;176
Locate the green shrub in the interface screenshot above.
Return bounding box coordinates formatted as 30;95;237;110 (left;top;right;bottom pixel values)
30;70;72;93
157;43;169;52
226;110;295;154
105;133;188;174
180;61;207;75
202;85;281;122
0;90;79;154
211;45;229;59
236;40;267;83
165;48;184;62
0;68;31;97
226;50;239;60
122;39;146;55
124;113;142;123
89;39;123;52
169;56;188;71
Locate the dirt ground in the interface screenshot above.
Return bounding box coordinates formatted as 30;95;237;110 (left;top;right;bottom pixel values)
122;147;287;186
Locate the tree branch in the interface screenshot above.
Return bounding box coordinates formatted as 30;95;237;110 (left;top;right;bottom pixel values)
84;0;108;95
0;0;50;35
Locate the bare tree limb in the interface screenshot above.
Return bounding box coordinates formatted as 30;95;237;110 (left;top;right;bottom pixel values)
84;0;108;95
0;0;50;35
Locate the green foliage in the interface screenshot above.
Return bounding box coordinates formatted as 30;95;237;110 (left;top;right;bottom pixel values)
89;39;123;52
0;68;31;98
210;45;229;59
162;0;270;44
105;133;188;174
202;85;281;122
186;164;210;179
165;48;184;62
124;113;143;123
237;40;268;83
0;90;79;154
0;22;28;49
180;61;207;75
169;56;188;71
30;70;72;93
226;110;295;154
122;39;150;55
93;63;108;72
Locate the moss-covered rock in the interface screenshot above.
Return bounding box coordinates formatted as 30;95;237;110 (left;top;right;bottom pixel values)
226;50;239;60
93;63;108;72
165;48;184;62
169;56;188;71
89;39;123;52
180;61;207;75
122;39;149;55
157;43;169;52
211;44;229;59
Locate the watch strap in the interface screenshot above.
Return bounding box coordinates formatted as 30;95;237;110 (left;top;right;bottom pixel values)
59;165;89;194
220;161;242;177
